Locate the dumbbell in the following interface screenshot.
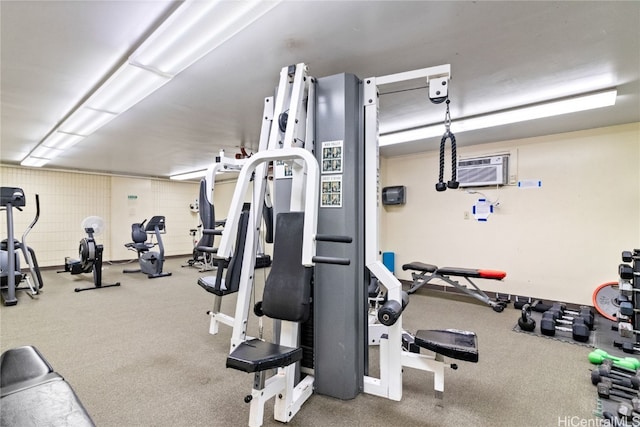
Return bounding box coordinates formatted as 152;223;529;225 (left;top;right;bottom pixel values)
592;369;640;391
590;355;639;373
539;311;590;342
589;349;640;370
617;402;637;423
546;303;594;330
596;381;640;404
617;294;640;318
622;250;640;263
597;381;640;421
596;361;640;382
603;404;638;426
517;304;536;332
620;264;634;280
617;322;640;339
615;340;640;355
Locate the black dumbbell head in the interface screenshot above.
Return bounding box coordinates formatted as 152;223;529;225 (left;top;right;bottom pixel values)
540;317;561;337
572;320;590;342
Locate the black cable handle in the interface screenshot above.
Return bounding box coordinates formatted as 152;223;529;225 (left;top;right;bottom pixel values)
435;99;459;192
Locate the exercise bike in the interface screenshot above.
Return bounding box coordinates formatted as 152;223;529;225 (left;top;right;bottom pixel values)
59;216;121;292
123;216;171;279
0;187;43;306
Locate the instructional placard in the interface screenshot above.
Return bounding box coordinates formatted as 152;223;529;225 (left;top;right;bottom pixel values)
321;175;342;208
274;160;292;179
321;140;343;174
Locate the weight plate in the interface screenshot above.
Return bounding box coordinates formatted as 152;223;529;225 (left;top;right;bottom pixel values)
592;282;619;321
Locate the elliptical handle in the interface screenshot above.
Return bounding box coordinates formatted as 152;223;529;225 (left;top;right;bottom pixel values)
24;194;40;235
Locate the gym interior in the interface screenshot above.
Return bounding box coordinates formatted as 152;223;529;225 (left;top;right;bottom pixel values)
1;2;639;426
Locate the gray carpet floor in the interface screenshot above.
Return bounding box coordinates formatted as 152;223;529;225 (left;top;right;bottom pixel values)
1;257;597;426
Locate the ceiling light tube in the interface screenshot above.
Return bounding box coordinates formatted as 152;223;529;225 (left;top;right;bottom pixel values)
169;169;208;181
131;0;281;76
31;145;64;159
379;88;617;146
21;157;50;167
59;107;117;136
23;0;281;168
41;132;85;150
85;63;171;114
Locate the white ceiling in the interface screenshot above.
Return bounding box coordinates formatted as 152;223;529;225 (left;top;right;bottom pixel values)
2;1;639;178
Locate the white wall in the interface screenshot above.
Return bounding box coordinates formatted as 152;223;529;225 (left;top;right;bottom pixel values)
0;166;199;267
381;123;640;305
3;122;638;305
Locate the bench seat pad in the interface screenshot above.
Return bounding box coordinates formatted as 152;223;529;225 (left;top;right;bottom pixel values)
402;262;438;273
438;267;506;280
414;329;479;363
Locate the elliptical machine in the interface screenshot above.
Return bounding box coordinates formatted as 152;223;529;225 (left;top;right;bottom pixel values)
0;187;43;306
124;216;171;279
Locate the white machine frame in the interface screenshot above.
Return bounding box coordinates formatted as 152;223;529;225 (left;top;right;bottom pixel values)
211;63;461;426
363;64;453;401
214;64;318;427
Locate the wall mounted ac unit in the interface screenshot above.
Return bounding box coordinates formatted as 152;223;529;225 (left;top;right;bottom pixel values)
457;155;509;187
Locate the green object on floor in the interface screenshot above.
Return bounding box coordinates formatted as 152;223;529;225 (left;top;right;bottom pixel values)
588;349;640;370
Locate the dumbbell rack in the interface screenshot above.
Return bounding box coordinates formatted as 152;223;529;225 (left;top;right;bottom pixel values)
614;250;640;349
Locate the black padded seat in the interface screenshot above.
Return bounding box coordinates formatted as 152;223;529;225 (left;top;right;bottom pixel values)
0;346;95;426
197;275;233;296
0;345;54;389
226;339;303;373
402;262;438;273
414;329;479;363
1;378;95;426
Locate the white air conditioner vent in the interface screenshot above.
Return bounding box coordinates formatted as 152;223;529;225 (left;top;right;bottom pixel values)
457;155;508;187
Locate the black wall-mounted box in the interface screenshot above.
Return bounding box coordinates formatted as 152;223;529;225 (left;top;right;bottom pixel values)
382;186;406;206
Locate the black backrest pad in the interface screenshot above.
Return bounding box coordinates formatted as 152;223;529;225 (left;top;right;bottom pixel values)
130;223;147;244
262;212;312;322
197;179;215;248
221;209;249;294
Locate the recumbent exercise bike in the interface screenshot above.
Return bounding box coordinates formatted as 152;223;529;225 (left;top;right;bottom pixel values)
123;216;171;279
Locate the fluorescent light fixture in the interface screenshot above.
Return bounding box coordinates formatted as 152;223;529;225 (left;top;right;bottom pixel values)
131;1;279;76
170;170;208;181
380;88;618;146
21;157;49;167
85;62;171;113
22;0;281;168
58;107;117;136
41;132;84;150
31;145;64;160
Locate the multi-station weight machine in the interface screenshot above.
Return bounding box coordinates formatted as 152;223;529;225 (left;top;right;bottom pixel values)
201;63;479;426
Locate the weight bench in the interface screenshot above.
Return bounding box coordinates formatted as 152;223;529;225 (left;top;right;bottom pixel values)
1;345;94;426
403;261;507;312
